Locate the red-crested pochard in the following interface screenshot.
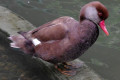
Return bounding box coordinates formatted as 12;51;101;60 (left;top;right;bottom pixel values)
8;1;109;76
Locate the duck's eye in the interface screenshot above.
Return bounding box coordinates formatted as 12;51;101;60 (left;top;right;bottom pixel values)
98;12;102;17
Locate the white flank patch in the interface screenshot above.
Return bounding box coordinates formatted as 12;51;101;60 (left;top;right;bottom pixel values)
85;6;100;23
32;38;41;46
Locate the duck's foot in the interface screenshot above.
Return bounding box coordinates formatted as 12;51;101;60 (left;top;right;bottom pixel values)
55;65;76;76
55;61;83;76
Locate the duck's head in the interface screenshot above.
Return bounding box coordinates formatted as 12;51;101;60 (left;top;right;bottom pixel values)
80;1;109;36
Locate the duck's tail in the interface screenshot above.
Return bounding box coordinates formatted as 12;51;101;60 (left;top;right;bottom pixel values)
8;31;35;54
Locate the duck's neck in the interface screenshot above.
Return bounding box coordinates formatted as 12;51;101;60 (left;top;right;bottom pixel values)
80;19;99;46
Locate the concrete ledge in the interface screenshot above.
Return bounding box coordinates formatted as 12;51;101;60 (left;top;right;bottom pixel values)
0;6;103;80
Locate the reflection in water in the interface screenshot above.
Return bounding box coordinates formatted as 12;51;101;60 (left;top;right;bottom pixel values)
0;0;120;80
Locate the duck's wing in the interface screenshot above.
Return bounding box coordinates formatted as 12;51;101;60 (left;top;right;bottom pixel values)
30;16;74;42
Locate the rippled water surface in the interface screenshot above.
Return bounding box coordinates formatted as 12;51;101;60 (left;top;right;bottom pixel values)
0;0;120;80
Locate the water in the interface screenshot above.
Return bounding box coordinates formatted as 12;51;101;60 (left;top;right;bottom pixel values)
0;0;120;80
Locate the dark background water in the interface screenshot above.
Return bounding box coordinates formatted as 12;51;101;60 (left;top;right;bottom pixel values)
0;0;120;80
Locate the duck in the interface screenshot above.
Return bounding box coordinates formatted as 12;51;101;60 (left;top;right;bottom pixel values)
8;1;109;76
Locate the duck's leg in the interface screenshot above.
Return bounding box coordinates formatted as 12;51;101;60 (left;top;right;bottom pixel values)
55;60;84;76
54;64;76;76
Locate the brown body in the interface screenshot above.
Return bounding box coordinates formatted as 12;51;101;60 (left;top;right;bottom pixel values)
30;16;99;64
